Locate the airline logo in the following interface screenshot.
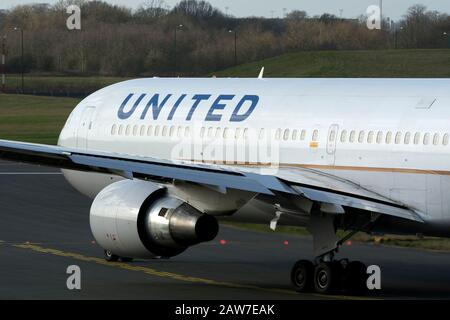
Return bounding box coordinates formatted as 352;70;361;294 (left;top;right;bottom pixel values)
118;93;259;122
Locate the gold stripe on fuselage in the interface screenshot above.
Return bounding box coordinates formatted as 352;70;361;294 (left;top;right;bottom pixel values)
188;160;450;176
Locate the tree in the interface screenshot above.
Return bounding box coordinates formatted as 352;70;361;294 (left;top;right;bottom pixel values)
135;0;168;19
172;0;223;19
318;13;338;23
286;10;307;21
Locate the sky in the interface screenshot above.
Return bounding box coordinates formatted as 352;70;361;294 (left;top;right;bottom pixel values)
1;0;450;21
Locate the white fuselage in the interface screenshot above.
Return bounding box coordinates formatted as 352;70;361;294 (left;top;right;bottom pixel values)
58;78;450;235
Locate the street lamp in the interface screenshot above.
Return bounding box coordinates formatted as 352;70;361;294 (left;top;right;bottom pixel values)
13;26;24;93
174;24;184;76
228;30;237;66
444;32;450;49
395;26;404;49
1;35;6;93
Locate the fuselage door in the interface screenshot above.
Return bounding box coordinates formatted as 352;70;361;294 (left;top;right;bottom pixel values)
77;106;96;149
326;124;339;160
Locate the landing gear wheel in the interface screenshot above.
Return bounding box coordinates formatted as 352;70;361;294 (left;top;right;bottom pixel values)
104;249;119;262
291;260;314;293
343;261;368;295
314;262;341;294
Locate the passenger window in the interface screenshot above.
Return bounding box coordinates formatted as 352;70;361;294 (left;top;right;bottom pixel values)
259;128;265;140
170;126;176;137
414;132;420;145
235;128;241;139
329;129;336;142
162;126;168;137
385;131;392;144
300;130;306;141
177;126;183;138
433;133;440;146
404;132;411;145
283;129;290;141
184;127;190;138
367;131;374;143
200;127;205;138
395;132;402;144
312;130;319;141
275;129;281;140
140;125;146;136
340;130;347;143
358;131;365;143
349;130;356;143
154;125;160;136
208;127;214;138
423;133;430;145
125;125;131;136
244;128;249;139
292;130;298;140
223;128;230;139
147;125;153;136
111;124;117;135
216;127;222;138
132;125;138;136
376;131;383;144
443;134;449;146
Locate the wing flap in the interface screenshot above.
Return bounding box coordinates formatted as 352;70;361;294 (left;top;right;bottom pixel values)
292;185;424;222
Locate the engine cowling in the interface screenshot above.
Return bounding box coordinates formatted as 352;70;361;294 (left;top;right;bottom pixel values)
90;180;219;259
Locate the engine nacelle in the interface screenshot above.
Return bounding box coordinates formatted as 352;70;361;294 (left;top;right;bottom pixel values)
90;180;219;259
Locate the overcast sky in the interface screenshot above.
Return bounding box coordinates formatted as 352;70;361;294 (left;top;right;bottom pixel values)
1;0;450;20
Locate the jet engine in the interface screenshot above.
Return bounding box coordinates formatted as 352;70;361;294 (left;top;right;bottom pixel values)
90;180;219;259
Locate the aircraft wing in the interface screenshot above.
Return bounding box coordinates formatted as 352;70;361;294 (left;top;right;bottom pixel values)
0;139;424;223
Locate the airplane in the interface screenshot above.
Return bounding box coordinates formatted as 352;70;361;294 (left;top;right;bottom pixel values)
0;77;449;295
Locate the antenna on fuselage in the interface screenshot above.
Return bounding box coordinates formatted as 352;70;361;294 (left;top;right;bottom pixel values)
258;67;265;79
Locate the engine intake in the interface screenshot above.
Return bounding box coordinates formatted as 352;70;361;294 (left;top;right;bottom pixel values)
90;180;219;259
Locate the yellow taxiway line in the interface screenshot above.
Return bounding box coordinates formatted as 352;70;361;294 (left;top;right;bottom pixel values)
12;242;375;300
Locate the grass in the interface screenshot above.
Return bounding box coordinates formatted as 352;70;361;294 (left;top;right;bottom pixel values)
3;50;449;93
216;49;450;78
222;222;450;252
0;94;80;144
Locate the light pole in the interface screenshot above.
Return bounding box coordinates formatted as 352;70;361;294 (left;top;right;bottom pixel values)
13;27;24;93
395;26;404;49
379;0;383;30
228;30;237;66
1;35;6;93
444;32;450;49
173;24;183;76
